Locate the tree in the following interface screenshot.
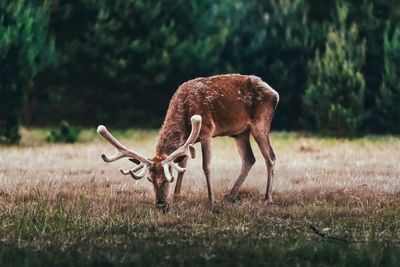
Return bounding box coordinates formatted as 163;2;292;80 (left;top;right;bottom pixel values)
303;4;366;135
0;0;55;144
32;0;231;127
376;25;400;133
31;0;326;130
222;0;325;129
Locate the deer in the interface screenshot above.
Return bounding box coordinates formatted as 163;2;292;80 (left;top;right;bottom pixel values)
97;74;279;210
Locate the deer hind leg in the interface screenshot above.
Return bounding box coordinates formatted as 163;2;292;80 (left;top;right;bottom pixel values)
173;157;188;197
268;135;276;162
227;129;256;201
250;120;275;203
201;137;214;205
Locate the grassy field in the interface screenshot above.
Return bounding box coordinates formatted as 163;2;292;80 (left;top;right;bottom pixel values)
0;128;399;266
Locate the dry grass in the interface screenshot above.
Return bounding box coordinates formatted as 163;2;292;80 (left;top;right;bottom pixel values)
3;131;400;197
0;130;399;266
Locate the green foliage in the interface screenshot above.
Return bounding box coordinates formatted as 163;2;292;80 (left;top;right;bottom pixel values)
0;0;399;136
30;0;327;129
376;25;400;133
0;0;55;144
47;121;80;143
304;5;366;136
32;0;232;127
349;0;400;121
199;0;325;129
263;0;326;129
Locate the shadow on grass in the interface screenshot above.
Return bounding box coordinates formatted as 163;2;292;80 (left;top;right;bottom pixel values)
1;239;399;267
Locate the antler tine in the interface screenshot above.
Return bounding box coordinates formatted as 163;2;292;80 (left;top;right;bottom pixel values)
170;161;186;173
162;115;202;181
120;163;145;176
120;164;149;180
97;125;151;165
162;164;174;182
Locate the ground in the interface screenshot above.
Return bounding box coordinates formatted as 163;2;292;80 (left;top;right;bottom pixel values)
0;129;399;266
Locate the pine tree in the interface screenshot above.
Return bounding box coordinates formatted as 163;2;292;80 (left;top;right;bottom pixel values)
0;0;55;144
376;25;400;133
303;4;366;136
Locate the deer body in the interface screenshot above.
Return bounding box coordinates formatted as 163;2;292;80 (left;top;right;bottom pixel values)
98;74;279;209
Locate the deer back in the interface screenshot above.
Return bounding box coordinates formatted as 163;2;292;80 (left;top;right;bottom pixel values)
156;74;279;154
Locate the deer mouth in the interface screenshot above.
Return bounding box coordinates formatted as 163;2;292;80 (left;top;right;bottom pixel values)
156;200;169;213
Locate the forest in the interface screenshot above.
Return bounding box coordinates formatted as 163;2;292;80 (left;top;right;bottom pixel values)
1;0;400;144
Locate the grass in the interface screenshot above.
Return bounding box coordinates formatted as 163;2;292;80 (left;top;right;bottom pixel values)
0;128;399;266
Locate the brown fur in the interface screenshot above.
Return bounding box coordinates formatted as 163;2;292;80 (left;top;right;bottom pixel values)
155;74;279;205
157;74;279;152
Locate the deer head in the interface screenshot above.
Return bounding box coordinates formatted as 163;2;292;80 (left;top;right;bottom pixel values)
97;115;202;210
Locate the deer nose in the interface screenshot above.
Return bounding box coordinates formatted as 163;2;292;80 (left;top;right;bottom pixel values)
156;200;167;210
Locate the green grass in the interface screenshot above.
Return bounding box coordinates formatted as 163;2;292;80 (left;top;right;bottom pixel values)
0;191;399;266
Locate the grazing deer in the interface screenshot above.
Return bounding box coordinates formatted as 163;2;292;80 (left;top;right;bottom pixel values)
97;74;279;210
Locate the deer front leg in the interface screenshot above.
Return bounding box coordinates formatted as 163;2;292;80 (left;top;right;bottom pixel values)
201;138;214;205
173;157;188;197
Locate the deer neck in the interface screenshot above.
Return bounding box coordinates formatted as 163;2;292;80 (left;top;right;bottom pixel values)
155;111;188;156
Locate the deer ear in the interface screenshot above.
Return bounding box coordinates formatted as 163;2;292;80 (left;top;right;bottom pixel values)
188;144;195;158
173;155;186;164
129;158;141;165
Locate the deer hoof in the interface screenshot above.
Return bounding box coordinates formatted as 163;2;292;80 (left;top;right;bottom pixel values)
263;197;273;204
224;193;239;203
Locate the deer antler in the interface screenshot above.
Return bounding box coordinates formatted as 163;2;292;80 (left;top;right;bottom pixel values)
97;125;153;180
162;115;202;182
